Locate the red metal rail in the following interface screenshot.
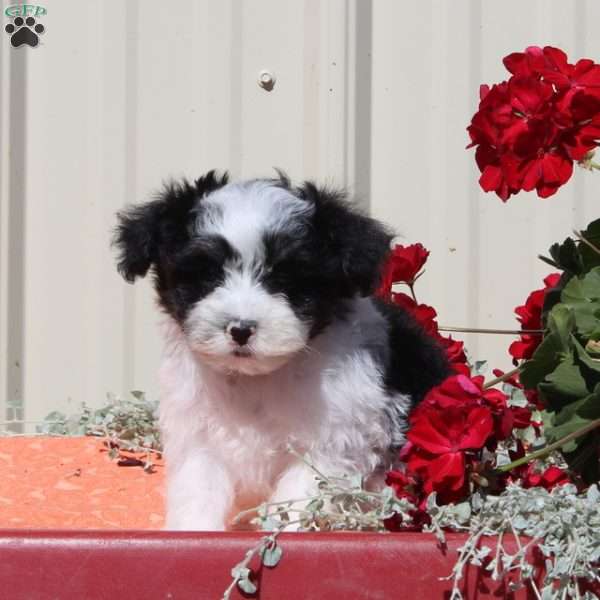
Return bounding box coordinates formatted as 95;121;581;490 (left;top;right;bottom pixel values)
0;530;544;599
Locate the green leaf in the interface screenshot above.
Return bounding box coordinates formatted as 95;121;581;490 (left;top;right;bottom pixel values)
547;304;575;347
545;406;591;453
539;352;589;410
579;217;600;272
561;267;600;338
573;336;600;374
520;304;576;391
520;332;565;389
260;543;283;568
545;389;600;453
571;336;600;394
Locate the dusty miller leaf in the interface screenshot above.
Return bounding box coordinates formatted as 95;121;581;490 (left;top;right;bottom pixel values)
260;543;283;568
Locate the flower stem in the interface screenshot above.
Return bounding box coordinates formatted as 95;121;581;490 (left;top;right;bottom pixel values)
439;326;543;336
482;366;522;389
286;444;332;484
233;496;321;524
408;284;417;303
496;417;600;473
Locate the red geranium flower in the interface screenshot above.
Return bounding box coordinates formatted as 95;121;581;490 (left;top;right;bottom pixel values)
409;405;493;455
437;335;467;370
402;373;535;504
406;405;493;501
404;375;505;503
385;470;416;500
377;244;429;299
415;374;523;438
522;464;570;490
509;273;561;361
468;46;600;200
413;374;482;414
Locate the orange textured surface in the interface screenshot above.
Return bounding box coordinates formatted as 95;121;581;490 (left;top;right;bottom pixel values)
0;437;165;529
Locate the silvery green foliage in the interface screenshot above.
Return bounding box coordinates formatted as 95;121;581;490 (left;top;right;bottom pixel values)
430;483;600;600
243;453;417;533
225;456;600;600
37;391;161;470
222;452;417;599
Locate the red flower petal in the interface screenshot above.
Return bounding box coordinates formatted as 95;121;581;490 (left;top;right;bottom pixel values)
426;452;466;492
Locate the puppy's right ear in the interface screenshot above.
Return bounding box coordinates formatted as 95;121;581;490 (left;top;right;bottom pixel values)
113;170;230;283
113;200;164;282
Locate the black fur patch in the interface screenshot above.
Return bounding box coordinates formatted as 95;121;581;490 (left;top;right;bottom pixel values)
157;235;239;322
113;171;230;321
374;298;452;405
260;181;393;337
261;229;347;337
298;182;393;297
113;170;229;283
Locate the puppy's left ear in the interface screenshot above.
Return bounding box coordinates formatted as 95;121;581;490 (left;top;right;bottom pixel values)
301;182;393;296
113;170;229;282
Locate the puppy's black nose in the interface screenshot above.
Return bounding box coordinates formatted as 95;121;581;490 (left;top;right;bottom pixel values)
228;320;257;346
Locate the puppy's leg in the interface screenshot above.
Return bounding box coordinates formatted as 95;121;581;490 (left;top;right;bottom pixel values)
269;462;320;529
165;449;233;531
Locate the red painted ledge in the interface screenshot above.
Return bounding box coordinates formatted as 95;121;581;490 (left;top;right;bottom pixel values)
0;529;541;599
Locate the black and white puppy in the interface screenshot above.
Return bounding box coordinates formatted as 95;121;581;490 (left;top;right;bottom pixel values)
114;171;450;530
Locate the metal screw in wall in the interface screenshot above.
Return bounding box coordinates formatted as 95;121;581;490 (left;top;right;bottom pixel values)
258;70;276;91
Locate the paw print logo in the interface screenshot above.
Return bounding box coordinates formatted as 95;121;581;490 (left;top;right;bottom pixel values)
5;16;45;48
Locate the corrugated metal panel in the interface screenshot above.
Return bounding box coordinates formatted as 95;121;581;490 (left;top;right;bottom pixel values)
1;0;599;424
370;0;600;371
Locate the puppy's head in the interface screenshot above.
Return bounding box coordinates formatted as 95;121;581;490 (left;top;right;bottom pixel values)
114;171;392;376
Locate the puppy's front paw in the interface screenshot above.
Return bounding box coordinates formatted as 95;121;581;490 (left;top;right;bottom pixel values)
165;512;226;532
165;502;227;531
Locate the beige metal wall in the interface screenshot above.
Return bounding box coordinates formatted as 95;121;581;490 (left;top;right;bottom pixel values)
1;0;600;424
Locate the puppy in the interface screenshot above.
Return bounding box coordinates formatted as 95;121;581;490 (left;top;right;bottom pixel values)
113;171;450;530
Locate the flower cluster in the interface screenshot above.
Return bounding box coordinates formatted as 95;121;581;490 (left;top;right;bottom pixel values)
379;47;597;519
401;374;531;504
509;272;560;362
468;46;600;200
377;242;574;511
376;244;468;373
